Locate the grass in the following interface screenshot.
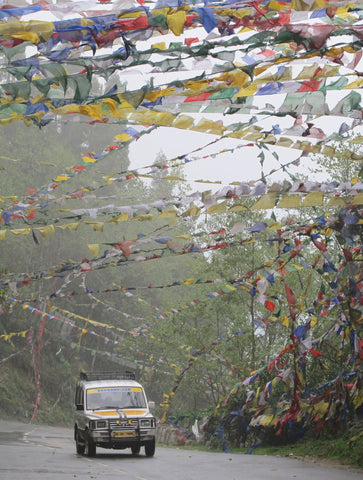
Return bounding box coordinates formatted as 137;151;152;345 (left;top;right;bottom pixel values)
166;428;363;469
248;433;363;468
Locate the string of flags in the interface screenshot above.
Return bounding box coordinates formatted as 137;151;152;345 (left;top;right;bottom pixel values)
0;0;362;433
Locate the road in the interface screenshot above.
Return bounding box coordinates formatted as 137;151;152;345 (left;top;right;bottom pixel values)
0;422;362;480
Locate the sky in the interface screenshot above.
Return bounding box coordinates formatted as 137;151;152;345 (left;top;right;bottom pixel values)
17;1;363;193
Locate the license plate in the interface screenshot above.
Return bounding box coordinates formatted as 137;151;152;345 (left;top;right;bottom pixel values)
112;431;136;438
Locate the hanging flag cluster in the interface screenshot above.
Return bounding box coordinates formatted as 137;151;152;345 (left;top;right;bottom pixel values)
0;0;362;436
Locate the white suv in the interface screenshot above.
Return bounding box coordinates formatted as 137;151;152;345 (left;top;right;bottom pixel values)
74;371;156;457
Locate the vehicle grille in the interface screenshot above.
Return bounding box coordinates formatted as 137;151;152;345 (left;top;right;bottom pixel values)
109;419;139;430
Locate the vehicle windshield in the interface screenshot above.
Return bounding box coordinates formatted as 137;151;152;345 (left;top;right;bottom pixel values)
86;386;147;410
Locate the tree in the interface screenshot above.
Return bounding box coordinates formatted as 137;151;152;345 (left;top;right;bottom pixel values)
310;138;363;183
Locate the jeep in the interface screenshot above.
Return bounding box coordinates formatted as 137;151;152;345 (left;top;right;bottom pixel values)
74;371;156;457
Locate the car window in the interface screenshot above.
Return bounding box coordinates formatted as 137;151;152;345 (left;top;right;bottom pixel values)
86;387;147;410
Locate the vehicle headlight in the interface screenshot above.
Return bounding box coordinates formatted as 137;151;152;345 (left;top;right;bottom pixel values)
90;420;107;430
97;421;107;429
140;419;153;428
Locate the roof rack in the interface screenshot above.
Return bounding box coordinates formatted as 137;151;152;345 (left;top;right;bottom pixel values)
79;371;135;381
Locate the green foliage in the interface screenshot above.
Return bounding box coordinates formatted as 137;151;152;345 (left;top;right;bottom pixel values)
0;359;37;421
310;138;363;183
0;115;361;480
173;425;363;469
250;426;363;468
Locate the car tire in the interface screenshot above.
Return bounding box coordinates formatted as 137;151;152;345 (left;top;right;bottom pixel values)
75;429;85;455
144;438;155;457
131;444;141;455
85;435;96;457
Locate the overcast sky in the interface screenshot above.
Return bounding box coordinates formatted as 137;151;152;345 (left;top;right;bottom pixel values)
22;2;363;191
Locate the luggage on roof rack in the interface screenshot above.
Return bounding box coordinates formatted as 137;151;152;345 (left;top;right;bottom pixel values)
79;371;135;381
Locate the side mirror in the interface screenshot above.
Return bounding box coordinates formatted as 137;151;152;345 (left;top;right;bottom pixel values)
148;401;155;410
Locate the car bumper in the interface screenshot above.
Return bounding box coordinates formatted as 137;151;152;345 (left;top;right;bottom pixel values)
90;430;155;446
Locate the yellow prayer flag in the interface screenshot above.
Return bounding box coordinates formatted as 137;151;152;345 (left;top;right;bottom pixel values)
268;221;282;230
349;136;363;144
301;191;323;207
316;65;340;78
228;204;248;212
243;132;264;142
168;218;178;227
181;206;201;217
158;209;178;218
53;175;70;182
108;212;129;223
230;71;249;89
260;414;275;426
277;66;292;81
313;399;329;417
175;234;190;241
254;64;271;78
184;76;210;92
162;175;186;181
251;193;277;210
321;145;336;157
88;244;100;257
172;115;194;130
151;42;167;50
234;83;258;97
0;19;51;41
101;98;122;118
57;222;80;231
79;104;104;121
13;32;40;43
344;79;363;90
114;133;132;142
83;222;104;231
10;228;31;235
115;100;135;118
268;0;284;10
291;263;304;270
132;214;153;222
191;118;226;135
352;192;363;205
82;155;98;164
224;284;236;291
296;63;319;80
130;110;158;124
327;197;347;207
281;316;290;328
206;200;227;215
276;137;293;148
0;230;6;241
153;111;176;126
166;10;186;36
35;224;55;238
276;195;300;209
219;7;251;18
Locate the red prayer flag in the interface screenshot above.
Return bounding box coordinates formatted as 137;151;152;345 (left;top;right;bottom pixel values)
309;349;323;357
265;300;276;312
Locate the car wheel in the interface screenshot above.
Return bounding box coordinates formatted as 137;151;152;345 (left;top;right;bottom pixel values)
75;430;85;455
131;444;141;455
85;435;96;457
144;439;155;457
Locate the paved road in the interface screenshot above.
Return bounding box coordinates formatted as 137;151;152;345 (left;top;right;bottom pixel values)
0;422;362;480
